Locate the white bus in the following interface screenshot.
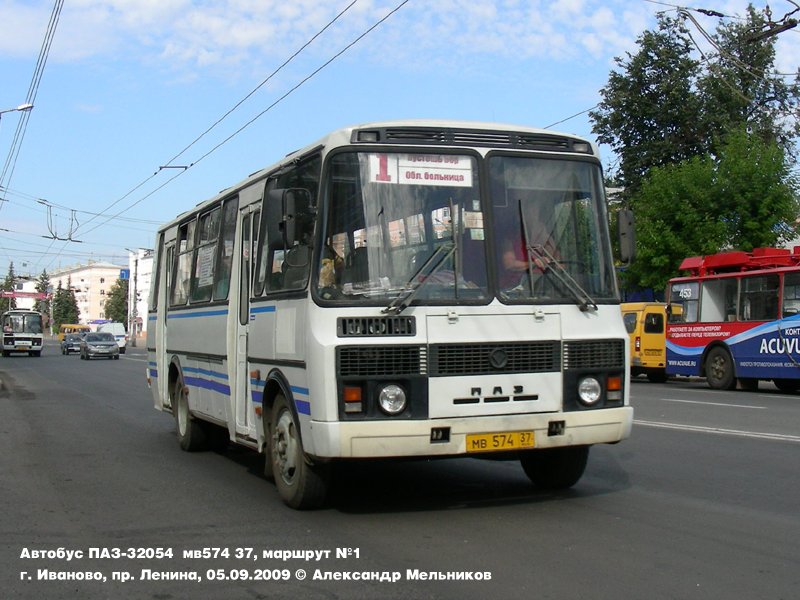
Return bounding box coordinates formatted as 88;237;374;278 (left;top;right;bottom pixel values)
2;309;44;357
147;120;634;509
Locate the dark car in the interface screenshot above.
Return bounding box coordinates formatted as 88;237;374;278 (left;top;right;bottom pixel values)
80;332;120;360
61;333;83;355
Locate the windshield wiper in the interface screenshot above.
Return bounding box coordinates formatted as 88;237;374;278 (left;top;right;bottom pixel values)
382;241;456;315
528;243;598;312
517;199;596;312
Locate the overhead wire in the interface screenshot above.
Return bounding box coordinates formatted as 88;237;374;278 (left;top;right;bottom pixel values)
69;0;361;241
73;0;411;241
0;0;64;208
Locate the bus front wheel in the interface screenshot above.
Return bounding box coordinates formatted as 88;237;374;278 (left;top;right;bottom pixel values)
520;446;589;490
270;394;328;509
705;347;736;390
173;374;207;451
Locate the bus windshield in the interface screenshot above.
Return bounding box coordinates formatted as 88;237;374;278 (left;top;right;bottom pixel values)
3;311;43;334
490;156;617;303
319;152;489;304
317;151;617;305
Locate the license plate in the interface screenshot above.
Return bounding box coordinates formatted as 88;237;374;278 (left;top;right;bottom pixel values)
17;340;31;346
466;431;535;453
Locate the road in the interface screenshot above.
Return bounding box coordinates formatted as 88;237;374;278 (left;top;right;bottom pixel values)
1;341;799;599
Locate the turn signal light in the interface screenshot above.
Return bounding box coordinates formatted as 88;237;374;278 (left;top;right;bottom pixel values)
343;386;363;413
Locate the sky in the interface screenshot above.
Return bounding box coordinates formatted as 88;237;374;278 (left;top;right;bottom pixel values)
0;0;798;279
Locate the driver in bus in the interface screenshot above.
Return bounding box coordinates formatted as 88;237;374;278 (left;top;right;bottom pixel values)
499;201;556;289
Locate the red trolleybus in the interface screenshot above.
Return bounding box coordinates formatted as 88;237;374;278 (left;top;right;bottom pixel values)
666;247;800;392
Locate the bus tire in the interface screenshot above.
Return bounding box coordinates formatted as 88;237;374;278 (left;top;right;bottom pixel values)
705;346;736;390
520;446;589;490
647;370;667;383
173;373;207;451
270;394;328;509
262;412;275;483
773;379;800;393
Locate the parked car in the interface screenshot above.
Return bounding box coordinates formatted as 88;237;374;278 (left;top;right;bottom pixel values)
80;332;120;360
61;333;84;355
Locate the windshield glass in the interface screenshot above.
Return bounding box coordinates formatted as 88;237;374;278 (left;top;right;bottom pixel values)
317;151;489;305
3;313;42;334
489;156;617;303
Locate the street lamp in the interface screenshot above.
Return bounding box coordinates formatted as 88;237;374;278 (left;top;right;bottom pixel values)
0;103;34;118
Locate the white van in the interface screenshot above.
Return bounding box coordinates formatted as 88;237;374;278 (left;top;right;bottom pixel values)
97;322;128;354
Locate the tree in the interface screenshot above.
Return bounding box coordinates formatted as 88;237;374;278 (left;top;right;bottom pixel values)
592;6;800;293
104;278;128;326
627;127;799;291
34;270;52;333
590;14;704;196
592;8;800;197
51;278;79;331
0;262;17;313
697;6;800;158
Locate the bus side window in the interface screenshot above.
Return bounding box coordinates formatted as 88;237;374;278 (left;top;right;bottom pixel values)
739;275;779;321
214;198;239;301
171;220;196;306
782;272;800;317
190;206;221;303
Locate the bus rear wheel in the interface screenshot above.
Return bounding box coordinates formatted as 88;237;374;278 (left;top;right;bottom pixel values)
520;446;589;490
705;346;736;390
173;373;207;451
270;394;328;509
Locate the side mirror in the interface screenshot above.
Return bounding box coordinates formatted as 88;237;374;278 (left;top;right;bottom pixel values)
617;209;635;265
267;187;313;248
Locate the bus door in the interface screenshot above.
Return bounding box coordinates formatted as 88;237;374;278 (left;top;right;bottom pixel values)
233;205;260;439
151;237;174;411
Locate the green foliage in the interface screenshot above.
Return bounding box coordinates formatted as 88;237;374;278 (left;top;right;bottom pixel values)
698;6;800;155
591;15;704;196
1;262;17;313
34;270;52;332
51;279;79;331
591;8;800;294
627;127;799;291
104;278;128;326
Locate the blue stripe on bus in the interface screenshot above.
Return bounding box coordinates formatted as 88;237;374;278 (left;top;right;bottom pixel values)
184;376;231;396
250;305;277;314
167;309;229;319
183;366;229;380
248;379;310;414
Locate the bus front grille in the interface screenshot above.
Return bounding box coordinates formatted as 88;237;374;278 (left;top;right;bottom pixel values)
428;341;560;376
563;339;625;370
337;345;427;376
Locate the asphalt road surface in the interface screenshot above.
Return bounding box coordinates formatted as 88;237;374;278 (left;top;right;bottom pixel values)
1;341;798;599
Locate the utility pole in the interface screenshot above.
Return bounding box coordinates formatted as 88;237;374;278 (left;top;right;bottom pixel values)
131;252;139;347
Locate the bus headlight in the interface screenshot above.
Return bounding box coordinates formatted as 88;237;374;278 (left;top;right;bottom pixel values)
378;384;407;415
577;377;602;406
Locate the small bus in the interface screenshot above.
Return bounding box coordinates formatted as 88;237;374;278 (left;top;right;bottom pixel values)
666;247;800;391
621;302;668;382
57;323;91;341
147;120;634;508
2;309;44;357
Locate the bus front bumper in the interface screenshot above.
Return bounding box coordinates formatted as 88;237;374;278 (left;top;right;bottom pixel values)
307;406;633;459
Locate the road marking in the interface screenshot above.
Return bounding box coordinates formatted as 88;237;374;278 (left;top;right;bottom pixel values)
659;398;766;410
635;419;800;443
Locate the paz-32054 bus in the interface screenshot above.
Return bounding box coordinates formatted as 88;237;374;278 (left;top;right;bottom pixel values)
2;309;44;357
147;120;633;509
